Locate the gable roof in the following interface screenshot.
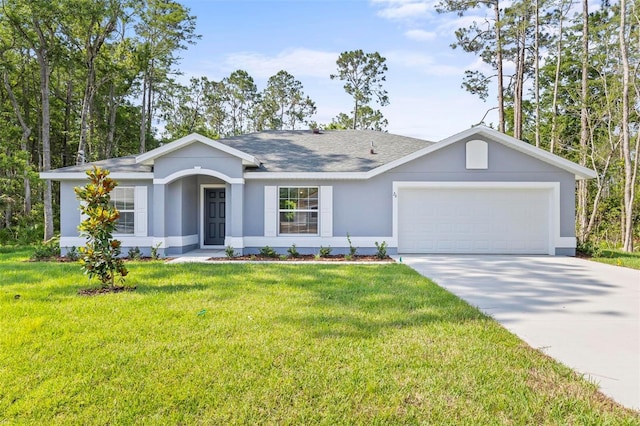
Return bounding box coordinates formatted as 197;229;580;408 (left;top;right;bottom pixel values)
136;133;260;167
432;126;597;179
40;126;596;181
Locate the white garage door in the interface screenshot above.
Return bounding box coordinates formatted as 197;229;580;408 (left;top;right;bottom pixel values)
398;187;551;254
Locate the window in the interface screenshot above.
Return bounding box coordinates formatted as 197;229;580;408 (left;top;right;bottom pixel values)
279;187;318;234
110;187;135;234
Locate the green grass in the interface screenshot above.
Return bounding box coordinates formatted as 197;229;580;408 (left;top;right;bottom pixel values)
591;249;640;270
1;247;638;424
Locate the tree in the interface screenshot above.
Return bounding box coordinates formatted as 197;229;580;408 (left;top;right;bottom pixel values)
74;166;128;289
330;50;389;130
327;106;388;131
261;70;316;130
2;0;61;241
222;70;257;135
134;0;198;153
437;0;506;132
66;0;124;165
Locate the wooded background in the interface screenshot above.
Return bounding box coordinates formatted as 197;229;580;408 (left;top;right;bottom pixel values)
0;0;637;251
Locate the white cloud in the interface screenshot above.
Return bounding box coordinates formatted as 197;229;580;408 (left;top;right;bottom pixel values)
404;29;436;41
378;2;431;20
385;50;466;77
220;48;338;80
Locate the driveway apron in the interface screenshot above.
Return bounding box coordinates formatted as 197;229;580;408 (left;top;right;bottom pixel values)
398;255;640;411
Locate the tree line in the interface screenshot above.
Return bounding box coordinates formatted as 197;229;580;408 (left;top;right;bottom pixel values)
0;0;637;252
438;0;639;251
0;0;391;244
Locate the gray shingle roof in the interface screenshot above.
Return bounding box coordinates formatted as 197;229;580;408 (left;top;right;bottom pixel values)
219;130;434;172
46;130;434;175
46;156;151;174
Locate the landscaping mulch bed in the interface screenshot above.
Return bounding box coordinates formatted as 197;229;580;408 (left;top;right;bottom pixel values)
208;255;393;262
78;285;137;296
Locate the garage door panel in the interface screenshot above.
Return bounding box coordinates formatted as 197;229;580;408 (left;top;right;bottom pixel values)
398;187;550;254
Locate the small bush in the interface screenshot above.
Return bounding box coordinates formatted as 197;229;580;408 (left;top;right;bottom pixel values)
346;233;357;257
375;241;388;259
225;245;236;258
577;240;602;257
319;246;332;258
65;246;80;261
287;244;300;258
127;246;142;260
31;237;60;260
259;245;278;258
150;243;162;260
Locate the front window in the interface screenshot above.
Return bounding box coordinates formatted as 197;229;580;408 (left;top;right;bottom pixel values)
110;187;135;234
279;187;318;234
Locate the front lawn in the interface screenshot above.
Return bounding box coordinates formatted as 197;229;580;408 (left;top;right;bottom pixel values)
1;248;637;424
590;249;640;270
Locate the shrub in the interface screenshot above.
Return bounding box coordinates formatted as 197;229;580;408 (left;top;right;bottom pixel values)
577;240;602;257
31;237;60;260
287;244;300;258
375;241;388;259
127;246;142;260
259;245;278;258
150;243;162;260
319;246;332;258
74;166;128;289
225;245;236;258
65;246;80;261
346;233;357;257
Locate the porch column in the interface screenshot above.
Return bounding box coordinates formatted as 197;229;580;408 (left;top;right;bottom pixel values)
153;183;167;245
227;183;244;248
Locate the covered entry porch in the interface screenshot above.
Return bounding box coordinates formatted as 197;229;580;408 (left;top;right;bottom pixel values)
152;169;244;255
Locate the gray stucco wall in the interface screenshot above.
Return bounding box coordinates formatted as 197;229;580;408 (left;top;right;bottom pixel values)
60;179;154;237
243;137;577;240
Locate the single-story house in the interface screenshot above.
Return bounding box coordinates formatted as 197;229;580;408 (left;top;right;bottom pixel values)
41;125;596;257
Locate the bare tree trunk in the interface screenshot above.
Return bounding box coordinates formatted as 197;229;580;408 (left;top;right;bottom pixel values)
577;0;589;244
105;82;117;158
534;0;540;147
513;19;526;140
77;72;93;164
550;1;570;154
494;1;506;133
139;70;147;153
619;0;633;252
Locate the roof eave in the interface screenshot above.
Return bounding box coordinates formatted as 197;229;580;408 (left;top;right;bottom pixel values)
40;172;154;181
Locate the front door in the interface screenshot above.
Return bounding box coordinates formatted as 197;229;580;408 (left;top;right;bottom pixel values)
204;188;226;246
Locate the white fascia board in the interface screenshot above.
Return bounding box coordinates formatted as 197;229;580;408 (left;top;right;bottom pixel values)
135;133;260;166
40;172;154;180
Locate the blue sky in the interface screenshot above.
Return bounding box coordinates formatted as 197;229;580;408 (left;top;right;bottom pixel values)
177;0;496;141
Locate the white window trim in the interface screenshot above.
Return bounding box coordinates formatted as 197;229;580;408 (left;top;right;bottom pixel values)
264;185;333;238
111;186;136;237
277;186;320;236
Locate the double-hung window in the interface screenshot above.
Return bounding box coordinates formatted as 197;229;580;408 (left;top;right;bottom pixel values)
279;187;318;234
110;187;135;234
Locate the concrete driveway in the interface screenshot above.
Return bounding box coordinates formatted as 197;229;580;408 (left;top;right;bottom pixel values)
398;255;640;410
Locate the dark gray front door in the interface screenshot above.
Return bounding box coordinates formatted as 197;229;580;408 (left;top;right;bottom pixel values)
204;188;225;246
